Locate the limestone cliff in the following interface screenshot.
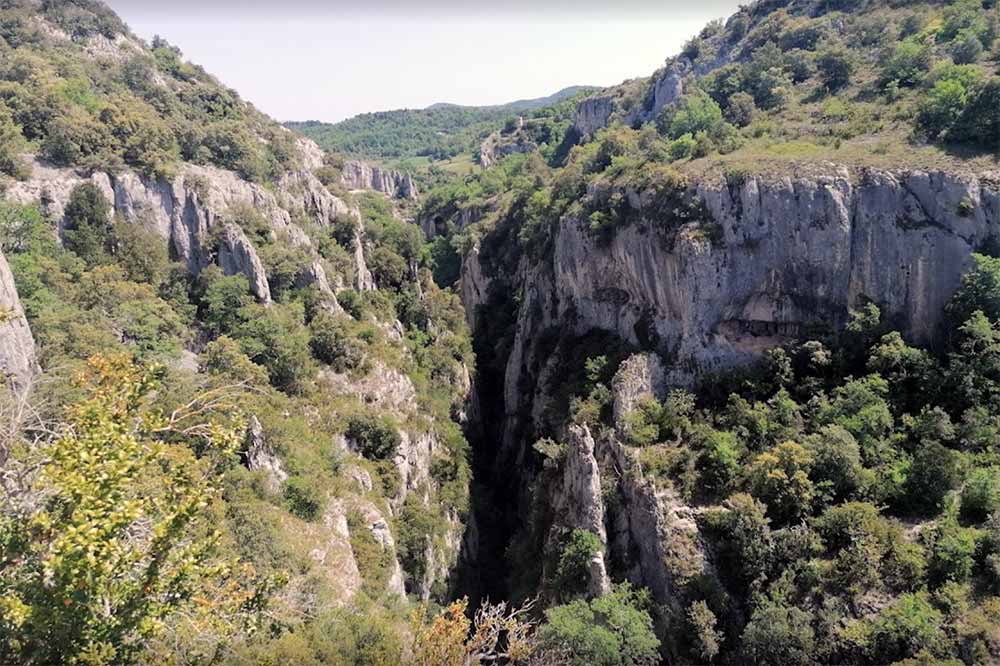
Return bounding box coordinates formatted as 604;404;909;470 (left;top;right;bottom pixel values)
461;164;1000;628
341;160;417;200
0;248;38;392
5;153;367;305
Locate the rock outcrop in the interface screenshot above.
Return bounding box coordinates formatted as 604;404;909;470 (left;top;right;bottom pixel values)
479;118;538;167
0;249;38;392
5;155;368;296
341;160;417;200
573;94;617;139
463;166;1000;624
243;415;288;493
523;169;1000;390
218;223;272;303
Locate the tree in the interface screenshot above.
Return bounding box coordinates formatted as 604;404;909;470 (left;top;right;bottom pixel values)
880;39;932;87
410;598;551;666
0;355;254;665
816;43;855;91
63;182;113;267
538;583;660;666
660;91;725;140
740;601;814;666
724;91;757;128
553;529;604;600
308;310;366;372
949;78;1000;150
747;440;815;524
687;600;722;662
199;268;253;336
234;302;314;394
0;101;28;179
345;413;401;461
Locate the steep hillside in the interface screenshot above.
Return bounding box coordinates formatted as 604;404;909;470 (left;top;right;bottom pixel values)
286;85;597;166
5;0;1000;664
424;0;1000;664
0;2;478;663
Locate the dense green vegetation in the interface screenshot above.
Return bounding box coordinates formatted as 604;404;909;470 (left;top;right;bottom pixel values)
286;86;596;164
0;0;304;181
3;0;1000;664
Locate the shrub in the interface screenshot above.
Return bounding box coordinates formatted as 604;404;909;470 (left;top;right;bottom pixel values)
284;475;323;520
308;310;366;371
960;467;1000;523
63;182;113;266
880;39;932;87
538;583;660;666
725;91;758;127
345;413;401;460
687;600;722;663
553;529;604;600
740;601;814;666
816;44;855;91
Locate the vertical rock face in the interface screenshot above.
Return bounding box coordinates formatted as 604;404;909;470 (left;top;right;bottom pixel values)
573;95;617;139
0;249;38;392
218;223;272;303
553;425;611;597
341;160;417;200
5;157;363;293
462;166;1000;625
243;415;288;493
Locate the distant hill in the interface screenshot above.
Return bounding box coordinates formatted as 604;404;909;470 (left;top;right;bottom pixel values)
285;85;598;163
425;85;597;112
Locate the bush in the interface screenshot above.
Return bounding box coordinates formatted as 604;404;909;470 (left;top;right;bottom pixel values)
538;583;660;666
308;310;366;371
284;475;323;520
740;601;814;666
63;183;113;266
960;467;1000;523
345;413;401;460
553;529;604;600
816;44;855;91
880;39;932;87
725;91;758;127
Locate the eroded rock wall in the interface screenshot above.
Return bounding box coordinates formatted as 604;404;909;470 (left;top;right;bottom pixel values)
0;248;38;392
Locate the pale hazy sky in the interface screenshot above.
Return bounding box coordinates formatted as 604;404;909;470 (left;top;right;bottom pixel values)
105;1;743;123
